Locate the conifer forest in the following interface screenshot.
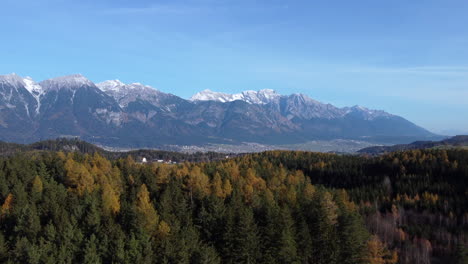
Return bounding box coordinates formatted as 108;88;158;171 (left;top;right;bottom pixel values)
0;143;466;263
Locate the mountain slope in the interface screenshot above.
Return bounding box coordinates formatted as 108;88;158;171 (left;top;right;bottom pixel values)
0;74;42;142
358;135;468;155
0;73;438;148
36;74;123;140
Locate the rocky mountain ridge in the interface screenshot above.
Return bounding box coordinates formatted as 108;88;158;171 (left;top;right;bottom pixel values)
0;73;438;148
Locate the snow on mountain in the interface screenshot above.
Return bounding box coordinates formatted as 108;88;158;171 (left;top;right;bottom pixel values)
97;80;156;93
22;77;43;114
0;72;435;146
23;77;43;95
97;80;163;107
0;73;44;114
0;73;396;122
1;73;44;95
190;88;393;120
0;73;26;109
96;80;126;92
342;105;394;120
242;89;281;104
39;74;95;91
190;89;281;104
190;90;235;103
0;73;26;90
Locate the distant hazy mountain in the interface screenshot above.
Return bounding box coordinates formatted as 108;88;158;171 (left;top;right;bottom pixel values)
437;129;468;137
358;135;468;155
0;73;439;148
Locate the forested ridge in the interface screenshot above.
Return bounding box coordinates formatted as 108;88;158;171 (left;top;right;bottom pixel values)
358;135;468;155
0;147;466;263
0;138;229;162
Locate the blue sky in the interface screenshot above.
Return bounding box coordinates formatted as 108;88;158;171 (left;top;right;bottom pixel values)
2;0;468;134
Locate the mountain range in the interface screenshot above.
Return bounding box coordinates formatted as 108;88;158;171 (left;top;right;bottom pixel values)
0;73;439;148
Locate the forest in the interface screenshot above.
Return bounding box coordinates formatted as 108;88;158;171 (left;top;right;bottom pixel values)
0;145;466;263
0;138;228;162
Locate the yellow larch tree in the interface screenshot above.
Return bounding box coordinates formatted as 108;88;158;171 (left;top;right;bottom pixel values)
211;172;224;198
64;158;95;195
363;235;398;264
102;182;120;215
136;184;160;235
1;193;14;215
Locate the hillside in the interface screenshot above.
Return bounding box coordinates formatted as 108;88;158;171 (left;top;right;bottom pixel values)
358;135;468;155
0;138;229;163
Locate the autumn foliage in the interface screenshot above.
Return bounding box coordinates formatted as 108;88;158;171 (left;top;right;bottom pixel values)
0;147;465;263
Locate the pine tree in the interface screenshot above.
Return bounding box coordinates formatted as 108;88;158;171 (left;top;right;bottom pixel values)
310;190;339;264
192;243;221;264
257;203;280;263
455;243;468;264
83;235;101;264
336;191;369;264
12;237;40;264
278;207;298;264
224;204;260;264
296;216;313;263
337;210;368;264
0;232;8;262
14;204;41;241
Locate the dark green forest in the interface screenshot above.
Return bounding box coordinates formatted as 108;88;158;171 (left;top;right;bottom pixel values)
0;144;466;263
0;138;229;162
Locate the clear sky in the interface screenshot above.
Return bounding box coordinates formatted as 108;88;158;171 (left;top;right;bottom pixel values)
2;0;468;134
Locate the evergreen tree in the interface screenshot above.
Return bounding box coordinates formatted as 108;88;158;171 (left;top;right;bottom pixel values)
83;235;101;264
277;207;299;264
310;190;339;264
455;243;468;264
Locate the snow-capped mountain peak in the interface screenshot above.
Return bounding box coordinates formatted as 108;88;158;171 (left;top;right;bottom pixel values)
190;89;233;103
0;74;43;96
39;74;95;91
23;77;43;95
257;89;279;99
241;89;281;104
96;80;156;92
0;72;435;147
190;89;281;104
0;73;25;88
0;73;44;115
96;80;163;107
352;105;368;111
126;82;156;91
96;80;125;92
342;105;394;120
